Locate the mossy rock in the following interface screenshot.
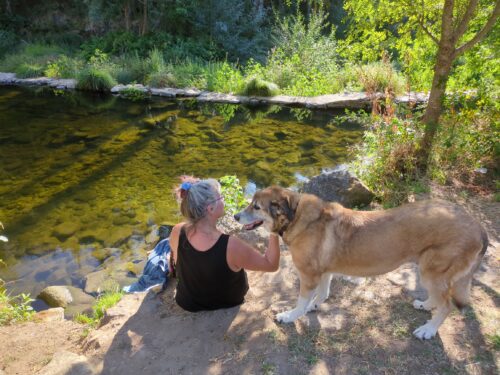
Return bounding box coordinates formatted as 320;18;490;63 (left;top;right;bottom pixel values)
52;222;80;241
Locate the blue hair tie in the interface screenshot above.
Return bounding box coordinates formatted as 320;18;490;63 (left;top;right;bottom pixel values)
181;182;192;191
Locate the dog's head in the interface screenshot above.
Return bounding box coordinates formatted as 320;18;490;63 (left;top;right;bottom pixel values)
234;186;300;234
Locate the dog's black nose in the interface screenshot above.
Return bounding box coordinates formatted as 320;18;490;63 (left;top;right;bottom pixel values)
234;213;240;221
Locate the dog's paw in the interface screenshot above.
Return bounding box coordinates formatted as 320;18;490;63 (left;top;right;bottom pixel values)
306;302;319;313
275;310;298;324
413;299;433;311
413;323;437;340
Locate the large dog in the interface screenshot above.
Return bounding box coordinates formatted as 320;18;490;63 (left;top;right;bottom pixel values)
234;186;488;339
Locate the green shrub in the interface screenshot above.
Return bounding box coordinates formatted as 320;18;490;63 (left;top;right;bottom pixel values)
432;101;499;185
206;61;244;94
0;43;70;73
219;175;247;215
356;59;406;95
15;63;45;78
114;68;137;85
76;67;117;92
240;76;279;97
148;71;177;88
350;114;425;206
120;86;150;101
45;56;83;79
169;60;208;88
0;288;34;326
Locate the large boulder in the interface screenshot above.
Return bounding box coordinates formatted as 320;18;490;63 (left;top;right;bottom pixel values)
301;165;374;208
37;286;73;308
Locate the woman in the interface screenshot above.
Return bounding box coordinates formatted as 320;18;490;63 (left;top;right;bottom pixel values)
169;176;280;312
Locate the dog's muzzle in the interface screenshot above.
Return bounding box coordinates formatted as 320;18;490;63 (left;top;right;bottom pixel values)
234;212;263;230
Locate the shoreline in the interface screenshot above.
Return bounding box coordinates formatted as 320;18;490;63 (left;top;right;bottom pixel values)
0;72;428;109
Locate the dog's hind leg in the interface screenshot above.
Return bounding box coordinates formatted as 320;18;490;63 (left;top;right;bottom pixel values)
413;277;453;340
276;272;319;323
307;273;333;312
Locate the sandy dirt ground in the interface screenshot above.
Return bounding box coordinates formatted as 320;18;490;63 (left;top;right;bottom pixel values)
0;187;498;375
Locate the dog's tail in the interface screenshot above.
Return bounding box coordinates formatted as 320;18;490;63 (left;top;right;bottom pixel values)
451;226;489;310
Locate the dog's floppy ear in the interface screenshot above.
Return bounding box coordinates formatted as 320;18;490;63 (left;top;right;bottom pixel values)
283;190;300;222
271;190;300;222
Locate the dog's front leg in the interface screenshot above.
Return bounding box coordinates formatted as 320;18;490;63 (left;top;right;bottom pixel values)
276;273;318;324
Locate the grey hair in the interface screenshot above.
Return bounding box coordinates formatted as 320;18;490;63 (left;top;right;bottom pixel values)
179;178;221;224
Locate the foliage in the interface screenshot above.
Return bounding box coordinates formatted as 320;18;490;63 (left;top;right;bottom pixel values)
147;71;177;88
0;30;18;58
92;292;123;321
431;95;499;184
0;43;69;73
80;31;173;59
240;77;279;97
266;10;342;95
356;57;406;96
74;291;123;327
206;61;244;94
76;67;116;92
192;0;270;62
120;86;150;101
0;288;35;326
219;175;247;215
14;63;45;78
351;112;425;206
45;55;84;79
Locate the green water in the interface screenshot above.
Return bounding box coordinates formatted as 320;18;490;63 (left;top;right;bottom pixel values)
0;86;362;297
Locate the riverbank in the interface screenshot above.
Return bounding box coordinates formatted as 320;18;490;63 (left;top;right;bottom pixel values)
0;72;428;109
0;184;498;375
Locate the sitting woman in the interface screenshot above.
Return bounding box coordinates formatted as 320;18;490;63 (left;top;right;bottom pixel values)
169;176;280;312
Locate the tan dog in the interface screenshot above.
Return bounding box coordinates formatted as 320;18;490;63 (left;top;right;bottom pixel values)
234;186;488;339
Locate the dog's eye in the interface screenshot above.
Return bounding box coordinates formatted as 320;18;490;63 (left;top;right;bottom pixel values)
253;203;260;210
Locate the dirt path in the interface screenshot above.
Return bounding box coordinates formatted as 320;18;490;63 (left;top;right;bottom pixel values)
1;189;498;375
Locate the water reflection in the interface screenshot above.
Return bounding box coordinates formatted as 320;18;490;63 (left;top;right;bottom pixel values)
0;86;363;296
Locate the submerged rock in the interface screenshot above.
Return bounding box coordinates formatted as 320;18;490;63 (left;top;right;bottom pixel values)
52;222;80;241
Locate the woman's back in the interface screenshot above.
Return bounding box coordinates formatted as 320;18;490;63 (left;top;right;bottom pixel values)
175;226;249;312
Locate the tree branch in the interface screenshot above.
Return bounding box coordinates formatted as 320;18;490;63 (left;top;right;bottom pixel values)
454;0;479;43
418;19;440;44
455;0;500;57
404;0;440;45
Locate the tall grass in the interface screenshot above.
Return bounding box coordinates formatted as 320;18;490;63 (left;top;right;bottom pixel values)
240;77;279;97
76;67;116;92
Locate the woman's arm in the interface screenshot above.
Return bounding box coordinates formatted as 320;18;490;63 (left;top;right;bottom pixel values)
227;233;280;272
169;222;184;269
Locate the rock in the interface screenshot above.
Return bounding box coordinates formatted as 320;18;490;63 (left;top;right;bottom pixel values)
52;222;80;241
91;247;120;262
37;286;73;308
84;270;108;294
34;307;65;322
66;286;96;306
36;350;95;375
301;164;374;208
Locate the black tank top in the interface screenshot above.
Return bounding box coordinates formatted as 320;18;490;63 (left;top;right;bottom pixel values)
175;226;249;312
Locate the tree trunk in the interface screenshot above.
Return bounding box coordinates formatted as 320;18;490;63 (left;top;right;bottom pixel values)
420;52;453;150
417;0;455;171
124;1;131;32
141;0;148;35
